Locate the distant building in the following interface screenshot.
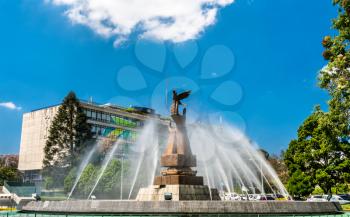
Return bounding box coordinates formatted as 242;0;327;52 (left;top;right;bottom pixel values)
18;100;169;183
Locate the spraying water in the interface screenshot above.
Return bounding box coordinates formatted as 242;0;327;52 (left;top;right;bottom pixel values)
71;115;288;200
125;119;289;199
87;139;122;199
203;163;212;200
189;123;289;197
149;142;159;186
67;142;99;199
128;120;159;199
120;154;124;200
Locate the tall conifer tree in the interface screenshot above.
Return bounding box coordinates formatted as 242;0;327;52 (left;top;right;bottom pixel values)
43;91;92;181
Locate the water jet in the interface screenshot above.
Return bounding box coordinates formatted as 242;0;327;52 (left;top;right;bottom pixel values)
21;90;343;215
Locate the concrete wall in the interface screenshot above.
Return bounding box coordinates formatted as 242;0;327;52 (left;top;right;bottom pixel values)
18;103;168;175
18;106;59;171
22;200;342;214
0;198;13;207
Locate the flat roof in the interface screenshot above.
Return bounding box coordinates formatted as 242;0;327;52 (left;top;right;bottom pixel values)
28;99;170;121
31;99;138;112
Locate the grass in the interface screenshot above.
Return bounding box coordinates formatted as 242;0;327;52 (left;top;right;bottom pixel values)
0;208;16;212
342;204;350;211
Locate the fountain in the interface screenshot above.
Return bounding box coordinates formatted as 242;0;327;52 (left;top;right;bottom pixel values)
128;120;159;199
136;90;220;200
87;139;122;199
21;90;343;215
67;141;99;200
188;123;289;197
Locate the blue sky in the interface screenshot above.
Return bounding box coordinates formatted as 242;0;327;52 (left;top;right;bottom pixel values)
0;0;336;154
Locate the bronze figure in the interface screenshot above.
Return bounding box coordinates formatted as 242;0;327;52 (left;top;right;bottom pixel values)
170;90;191;116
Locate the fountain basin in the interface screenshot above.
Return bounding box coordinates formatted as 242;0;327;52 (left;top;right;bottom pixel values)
21;200;342;214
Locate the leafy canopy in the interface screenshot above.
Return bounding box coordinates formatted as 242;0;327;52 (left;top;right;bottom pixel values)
285;0;350;198
285;107;350;197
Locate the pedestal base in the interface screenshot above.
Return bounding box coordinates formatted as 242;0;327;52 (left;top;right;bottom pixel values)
160;154;197;167
154;175;203;185
136;185;220;201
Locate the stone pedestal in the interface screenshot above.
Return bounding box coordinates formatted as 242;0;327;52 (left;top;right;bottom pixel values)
136;98;220;201
153;175;203;185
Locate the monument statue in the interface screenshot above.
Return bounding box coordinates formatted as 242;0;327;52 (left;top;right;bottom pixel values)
136;89;220;201
22;90;342;216
170;90;191;116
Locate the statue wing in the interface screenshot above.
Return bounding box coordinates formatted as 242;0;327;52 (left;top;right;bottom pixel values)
177;90;191;100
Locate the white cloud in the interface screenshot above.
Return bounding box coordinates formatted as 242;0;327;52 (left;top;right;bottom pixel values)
48;0;234;46
0;102;22;111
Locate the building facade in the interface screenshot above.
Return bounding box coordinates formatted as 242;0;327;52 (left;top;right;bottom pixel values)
18;100;168;183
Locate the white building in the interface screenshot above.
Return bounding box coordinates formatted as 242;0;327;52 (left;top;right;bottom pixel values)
18;100;168;183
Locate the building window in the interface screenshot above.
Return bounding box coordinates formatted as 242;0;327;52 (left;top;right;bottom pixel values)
97;112;101;120
87;110;92;117
91;111;96;119
97;126;102;135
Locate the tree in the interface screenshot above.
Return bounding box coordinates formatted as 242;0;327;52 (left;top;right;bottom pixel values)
96;159;121;194
320;0;350;195
319;0;350;166
64;158;129;199
0;167;21;185
43;91;92;186
43;176;55;190
63;167;77;193
320;1;350;133
94;158;129;199
287;170;314;199
285;0;350;198
285;107;350;198
0;155;21;185
76;163;98;197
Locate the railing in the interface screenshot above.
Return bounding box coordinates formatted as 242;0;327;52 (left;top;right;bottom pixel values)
1;213;350;217
3;182;37;198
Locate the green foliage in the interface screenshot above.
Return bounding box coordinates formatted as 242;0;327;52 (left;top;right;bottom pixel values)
311;184;348;195
286;2;350;195
43;176;55;190
332;183;349;194
96;159;122;194
285;107;350;197
65;158;129;199
312;186;324;195
318;0;350;196
320;0;350;150
63;167;77;193
0;156;21;185
43;91;92;186
0;167;21;185
287;170;314;198
77;163;98;197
